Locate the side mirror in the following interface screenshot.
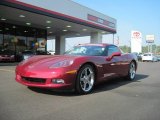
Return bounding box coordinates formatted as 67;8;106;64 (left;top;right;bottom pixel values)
106;52;121;61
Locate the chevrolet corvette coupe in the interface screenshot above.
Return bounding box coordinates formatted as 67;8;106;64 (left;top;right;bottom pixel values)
15;44;138;94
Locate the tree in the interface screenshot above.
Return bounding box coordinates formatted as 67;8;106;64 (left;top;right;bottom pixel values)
119;45;130;53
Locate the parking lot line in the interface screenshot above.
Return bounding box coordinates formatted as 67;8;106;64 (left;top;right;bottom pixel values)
0;69;15;72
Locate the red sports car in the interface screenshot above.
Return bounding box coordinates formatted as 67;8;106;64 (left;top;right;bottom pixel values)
0;49;15;62
15;44;138;94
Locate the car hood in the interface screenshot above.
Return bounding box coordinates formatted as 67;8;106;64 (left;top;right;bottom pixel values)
19;55;80;68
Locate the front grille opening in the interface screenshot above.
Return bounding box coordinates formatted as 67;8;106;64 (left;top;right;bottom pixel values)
22;76;46;83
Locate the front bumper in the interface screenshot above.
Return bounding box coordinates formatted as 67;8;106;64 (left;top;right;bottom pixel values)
15;68;77;91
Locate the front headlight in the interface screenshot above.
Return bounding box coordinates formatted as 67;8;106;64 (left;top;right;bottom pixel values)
49;60;74;68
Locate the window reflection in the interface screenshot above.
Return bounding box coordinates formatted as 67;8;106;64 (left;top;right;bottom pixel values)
0;22;47;62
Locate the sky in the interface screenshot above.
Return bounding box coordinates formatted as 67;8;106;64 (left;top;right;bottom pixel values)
48;0;160;51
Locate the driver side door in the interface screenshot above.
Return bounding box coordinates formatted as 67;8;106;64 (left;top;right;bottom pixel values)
103;45;123;78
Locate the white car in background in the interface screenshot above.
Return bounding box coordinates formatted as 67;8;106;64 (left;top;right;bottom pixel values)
142;53;158;62
48;50;55;55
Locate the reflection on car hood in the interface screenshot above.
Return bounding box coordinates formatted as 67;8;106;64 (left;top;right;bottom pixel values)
19;55;80;67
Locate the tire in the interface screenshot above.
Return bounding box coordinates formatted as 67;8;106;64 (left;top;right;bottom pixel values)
126;62;136;80
76;64;95;94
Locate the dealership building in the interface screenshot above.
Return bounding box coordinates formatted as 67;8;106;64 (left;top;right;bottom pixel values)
0;0;116;55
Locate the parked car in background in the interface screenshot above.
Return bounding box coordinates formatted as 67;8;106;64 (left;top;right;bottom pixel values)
157;55;160;61
137;53;143;61
0;49;15;62
19;50;35;61
18;50;52;61
36;50;51;55
16;43;138;94
131;52;143;62
142;53;158;62
48;50;55;55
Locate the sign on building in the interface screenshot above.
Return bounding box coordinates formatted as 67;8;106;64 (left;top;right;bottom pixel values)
146;35;154;43
131;31;142;53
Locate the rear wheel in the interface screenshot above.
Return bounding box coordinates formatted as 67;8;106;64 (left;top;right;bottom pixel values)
126;62;136;80
76;64;95;94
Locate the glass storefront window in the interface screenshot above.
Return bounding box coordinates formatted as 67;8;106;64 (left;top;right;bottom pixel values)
0;34;2;44
0;34;3;49
36;29;46;51
0;23;3;49
4;34;15;51
0;22;47;61
27;37;35;50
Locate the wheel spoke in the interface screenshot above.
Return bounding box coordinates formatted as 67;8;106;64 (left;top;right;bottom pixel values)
85;68;88;76
83;82;87;90
87;80;92;87
80;77;85;82
88;72;92;79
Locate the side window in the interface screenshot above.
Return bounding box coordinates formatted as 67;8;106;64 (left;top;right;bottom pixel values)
107;45;120;56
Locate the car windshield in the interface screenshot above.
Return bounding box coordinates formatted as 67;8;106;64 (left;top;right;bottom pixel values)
65;45;105;56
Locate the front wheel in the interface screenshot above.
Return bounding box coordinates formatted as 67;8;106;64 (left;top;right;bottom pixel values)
76;64;95;94
126;62;136;80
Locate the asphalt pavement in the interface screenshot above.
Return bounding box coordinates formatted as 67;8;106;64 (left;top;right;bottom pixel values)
0;62;160;120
